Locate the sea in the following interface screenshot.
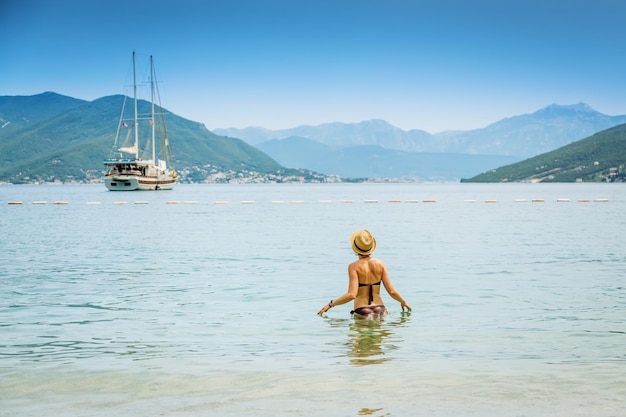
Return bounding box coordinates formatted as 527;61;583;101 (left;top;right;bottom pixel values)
1;183;624;417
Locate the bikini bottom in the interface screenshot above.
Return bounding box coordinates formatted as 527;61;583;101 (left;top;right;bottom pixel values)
351;305;387;316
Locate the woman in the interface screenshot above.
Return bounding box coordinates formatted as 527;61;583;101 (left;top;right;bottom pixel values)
317;229;412;316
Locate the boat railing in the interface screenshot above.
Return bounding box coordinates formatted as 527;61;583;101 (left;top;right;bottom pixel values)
104;158;140;165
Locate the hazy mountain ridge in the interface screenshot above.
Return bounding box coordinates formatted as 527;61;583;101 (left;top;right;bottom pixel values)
215;119;432;150
214;103;626;158
453;103;626;157
215;103;626;180
257;136;519;180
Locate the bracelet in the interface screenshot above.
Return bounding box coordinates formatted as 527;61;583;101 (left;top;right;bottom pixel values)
328;300;334;308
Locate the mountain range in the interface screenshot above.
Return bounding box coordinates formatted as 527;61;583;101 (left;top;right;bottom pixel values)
463;123;626;183
1;92;625;183
214;103;626;180
215;103;626;154
0;92;323;184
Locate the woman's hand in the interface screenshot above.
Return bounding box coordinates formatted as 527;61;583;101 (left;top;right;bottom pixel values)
317;301;333;315
401;302;412;312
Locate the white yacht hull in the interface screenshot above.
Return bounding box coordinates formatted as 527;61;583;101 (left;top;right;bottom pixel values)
105;174;176;191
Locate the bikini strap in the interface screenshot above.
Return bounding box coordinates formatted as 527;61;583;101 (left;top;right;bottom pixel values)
358;281;382;304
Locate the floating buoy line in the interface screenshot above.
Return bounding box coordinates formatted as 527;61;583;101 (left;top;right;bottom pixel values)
5;197;612;206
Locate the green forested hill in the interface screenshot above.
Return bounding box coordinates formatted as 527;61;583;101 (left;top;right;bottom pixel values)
0;93;321;184
462;123;626;183
0;92;85;135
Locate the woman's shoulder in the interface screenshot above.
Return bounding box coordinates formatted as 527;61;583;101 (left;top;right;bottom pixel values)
369;257;387;267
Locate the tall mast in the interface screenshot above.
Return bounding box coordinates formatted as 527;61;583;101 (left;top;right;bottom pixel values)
150;55;156;163
133;51;139;159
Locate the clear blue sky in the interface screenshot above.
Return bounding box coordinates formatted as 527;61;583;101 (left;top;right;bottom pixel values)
2;0;625;133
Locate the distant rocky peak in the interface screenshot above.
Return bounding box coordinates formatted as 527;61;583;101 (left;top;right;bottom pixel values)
566;103;595;112
535;102;599;117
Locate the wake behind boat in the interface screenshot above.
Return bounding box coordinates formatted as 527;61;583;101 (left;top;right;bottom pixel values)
104;52;177;191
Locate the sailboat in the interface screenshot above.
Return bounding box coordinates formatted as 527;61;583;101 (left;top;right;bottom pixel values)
104;52;177;191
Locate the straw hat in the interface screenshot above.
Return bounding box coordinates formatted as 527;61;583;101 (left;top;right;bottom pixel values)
351;229;376;255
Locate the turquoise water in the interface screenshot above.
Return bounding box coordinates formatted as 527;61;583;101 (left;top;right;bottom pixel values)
1;183;625;416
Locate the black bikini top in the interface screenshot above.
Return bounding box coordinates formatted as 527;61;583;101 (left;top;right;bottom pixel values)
358;280;381;304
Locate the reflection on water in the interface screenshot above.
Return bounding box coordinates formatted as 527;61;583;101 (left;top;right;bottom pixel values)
327;313;411;366
357;407;387;416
